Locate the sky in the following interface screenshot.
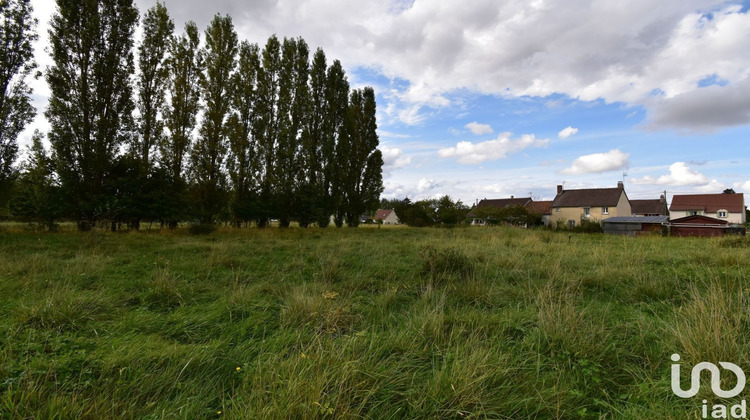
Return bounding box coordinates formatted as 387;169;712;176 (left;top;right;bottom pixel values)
22;0;750;205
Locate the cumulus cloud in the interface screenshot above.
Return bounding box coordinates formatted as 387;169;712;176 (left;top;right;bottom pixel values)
560;149;629;174
23;0;750;147
735;180;750;192
632;162;723;188
417;178;440;193
558;126;579;139
123;1;750;122
465;121;493;135
380;146;412;170
438;133;549;164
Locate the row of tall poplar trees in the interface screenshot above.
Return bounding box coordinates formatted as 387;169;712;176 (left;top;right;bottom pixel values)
1;0;384;230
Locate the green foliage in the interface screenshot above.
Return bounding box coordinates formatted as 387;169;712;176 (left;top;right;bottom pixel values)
46;0;139;229
0;0;38;205
339;87;384;227
227;41;260;225
387;195;469;227
20;3;384;230
9;131;63;230
472;204;541;226
160;20;203;227
135;2;173;173
189;14;237;224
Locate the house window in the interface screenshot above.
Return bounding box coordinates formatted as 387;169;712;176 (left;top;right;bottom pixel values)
718;210;728;218
602;206;609;214
583;207;590;217
687;211;700;216
555;207;561;212
569;220;576;227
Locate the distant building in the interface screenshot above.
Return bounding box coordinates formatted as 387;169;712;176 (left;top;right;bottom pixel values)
550;182;632;228
630;196;668;217
374;209;399;225
669;193;746;224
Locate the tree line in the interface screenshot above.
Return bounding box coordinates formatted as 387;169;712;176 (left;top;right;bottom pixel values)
0;0;383;230
380;196;543;227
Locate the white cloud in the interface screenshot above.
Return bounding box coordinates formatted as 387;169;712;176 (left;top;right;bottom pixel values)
438;133;549;164
735;180;750;192
465;121;493;135
417;178;440;193
22;0;750;154
558;126;579;139
560;149;629;174
380;146;412;170
695;179;727;193
632;162;723;188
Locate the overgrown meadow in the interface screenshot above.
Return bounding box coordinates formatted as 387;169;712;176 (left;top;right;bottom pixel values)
1;225;749;418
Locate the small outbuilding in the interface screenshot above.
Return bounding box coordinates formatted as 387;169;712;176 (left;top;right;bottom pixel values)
602;216;669;236
669;214;746;237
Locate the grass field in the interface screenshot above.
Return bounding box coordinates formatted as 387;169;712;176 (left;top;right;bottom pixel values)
1;225;749;418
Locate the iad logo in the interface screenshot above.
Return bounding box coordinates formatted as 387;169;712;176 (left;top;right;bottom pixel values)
671;354;746;398
671;354;748;419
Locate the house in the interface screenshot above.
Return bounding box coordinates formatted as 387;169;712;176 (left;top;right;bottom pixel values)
467;196;533;225
631;196;668;216
602;216;669;236
528;200;552;227
669;193;746;224
669;214;746;237
550;182;632;227
374;209;399;225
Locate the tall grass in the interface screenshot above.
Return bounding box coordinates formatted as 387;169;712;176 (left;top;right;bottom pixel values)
0;225;744;417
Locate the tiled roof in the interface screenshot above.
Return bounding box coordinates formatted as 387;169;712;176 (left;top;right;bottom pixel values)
528;200;552;215
631;199;668;215
551;188;624;208
669;194;745;213
374;209;393;221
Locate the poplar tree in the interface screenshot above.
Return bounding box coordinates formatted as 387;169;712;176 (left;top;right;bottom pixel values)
296;48;327;227
325;60;350;227
160;21;203;228
227;40;260;225
274;37;309;227
339;87;384;227
189;14;237;224
123;1;173;227
46;0;139;230
0;0;37;205
135;1;173;172
253;35;281;227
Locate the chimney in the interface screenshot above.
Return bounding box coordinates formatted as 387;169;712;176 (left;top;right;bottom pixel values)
660;194;665;203
557;185;563;195
617;181;624;189
510;195;514;199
